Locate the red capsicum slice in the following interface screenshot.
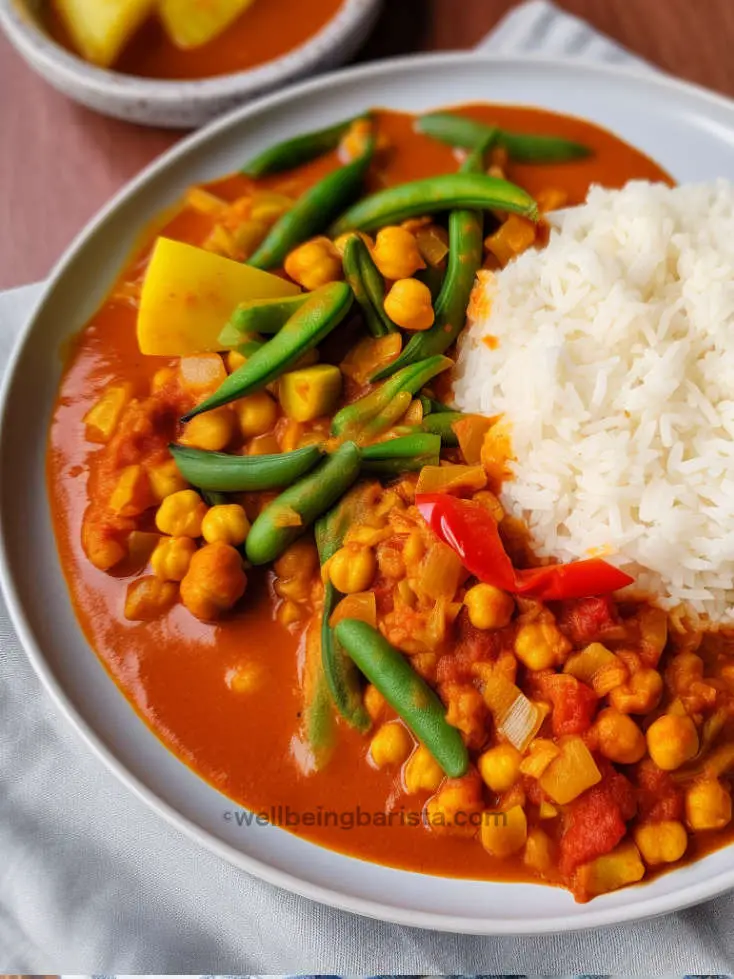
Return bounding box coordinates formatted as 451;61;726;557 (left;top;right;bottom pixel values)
416;492;634;601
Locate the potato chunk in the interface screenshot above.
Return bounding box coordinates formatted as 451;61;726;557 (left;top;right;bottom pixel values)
54;0;156;67
137;238;299;356
279;365;342;422
158;0;255;49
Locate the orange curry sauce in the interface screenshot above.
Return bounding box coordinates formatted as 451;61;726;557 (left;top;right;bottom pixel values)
44;0;344;79
49;106;697;888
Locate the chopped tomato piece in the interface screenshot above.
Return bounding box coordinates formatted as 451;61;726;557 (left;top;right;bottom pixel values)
535;673;598;737
557;595;618;645
437;614;502;683
559;767;635;876
635;759;684;822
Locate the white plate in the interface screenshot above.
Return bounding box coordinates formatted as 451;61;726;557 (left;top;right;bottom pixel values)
3;53;734;935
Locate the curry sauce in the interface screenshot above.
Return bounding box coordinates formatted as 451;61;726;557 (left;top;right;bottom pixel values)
49;105;734;900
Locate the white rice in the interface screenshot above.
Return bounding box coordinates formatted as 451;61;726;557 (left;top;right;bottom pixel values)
452;180;734;624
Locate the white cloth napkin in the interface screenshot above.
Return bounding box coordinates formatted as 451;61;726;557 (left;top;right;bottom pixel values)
2;1;734;971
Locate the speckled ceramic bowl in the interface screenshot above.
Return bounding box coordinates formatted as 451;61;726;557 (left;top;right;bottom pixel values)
0;0;383;127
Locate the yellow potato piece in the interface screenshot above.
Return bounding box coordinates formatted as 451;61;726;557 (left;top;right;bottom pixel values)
54;0;156;67
137;238;299;356
279;364;342;422
158;0;256;49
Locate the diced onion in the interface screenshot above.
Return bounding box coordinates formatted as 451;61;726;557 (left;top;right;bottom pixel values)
483;674;544;753
453;415;493;466
416;225;450;267
419;542;464;602
415;463;487;496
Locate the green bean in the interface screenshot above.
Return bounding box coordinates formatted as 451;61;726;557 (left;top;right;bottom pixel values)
416;112;499;153
169;443;323;492
371;206;483;380
416;263;446;302
227;294;311;336
331;355;452;437
236;335;266;357
303;676;336;771
361;433;441;475
342;235;392;339
419;395;453;415
245;441;362;565
334;619;469;778
421;411;463;446
315;486;375;732
499;130;592;163
416;111;591;163
183;282;352;420
357;237;395;335
330;172;537;236
248;137;375;270
217;318;265;348
200;489;229;507
356;390;412;442
241;115;366;177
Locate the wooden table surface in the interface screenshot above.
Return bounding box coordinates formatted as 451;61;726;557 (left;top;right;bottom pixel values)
1;0;733;290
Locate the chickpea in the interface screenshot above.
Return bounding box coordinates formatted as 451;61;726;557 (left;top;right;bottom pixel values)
275;576;312;603
478;743;522;793
633;820;688;865
151;366;177;394
370;721;412;768
226;350;247;373
372;226;425;280
235;391;279;439
151;536;197;582
124;576;178;621
155;490;208;538
284;236;342;290
180;542;247;620
464;583;514;631
646;714;699;771
384;278;435;331
480;804;528;858
201;504;251;546
425;775;483;836
404;744;444;794
82;520;126;572
364;683;386;722
609;668;663;714
686;778;732;831
227;663;265;695
514;619;569;671
595;708;647;764
180;407;236;452
274;537;319;581
328;544;377;594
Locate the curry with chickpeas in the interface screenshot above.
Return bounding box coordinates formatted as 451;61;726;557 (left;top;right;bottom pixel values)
48;104;734;903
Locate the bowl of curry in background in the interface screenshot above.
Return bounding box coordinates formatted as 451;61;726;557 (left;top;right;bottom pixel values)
0;0;383;127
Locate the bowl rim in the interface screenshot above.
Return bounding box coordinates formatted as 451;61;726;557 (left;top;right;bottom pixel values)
0;0;380;103
5;50;734;935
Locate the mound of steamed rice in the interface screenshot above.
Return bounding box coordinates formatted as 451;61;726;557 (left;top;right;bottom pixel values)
452;179;734;624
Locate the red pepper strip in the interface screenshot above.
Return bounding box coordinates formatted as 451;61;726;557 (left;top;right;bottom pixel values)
416;493;634;601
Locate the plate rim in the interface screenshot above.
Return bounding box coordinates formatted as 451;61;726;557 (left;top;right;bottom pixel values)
4;50;734;936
